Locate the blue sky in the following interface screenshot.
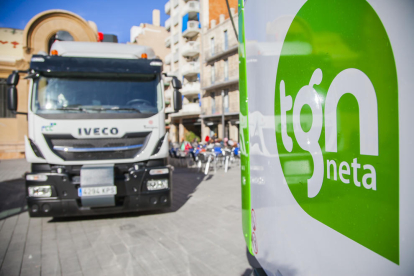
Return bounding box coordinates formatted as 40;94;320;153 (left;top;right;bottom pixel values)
0;0;169;43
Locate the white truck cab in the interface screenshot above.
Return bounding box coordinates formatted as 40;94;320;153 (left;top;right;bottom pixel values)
7;41;182;217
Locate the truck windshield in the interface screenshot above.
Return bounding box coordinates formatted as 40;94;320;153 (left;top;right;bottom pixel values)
32;75;162;115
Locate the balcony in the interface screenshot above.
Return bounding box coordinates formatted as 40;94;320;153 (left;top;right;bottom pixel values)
182;81;200;96
165;36;171;48
164;87;173;99
180;103;201;115
181;61;200;77
181;41;200;57
165;18;171;31
202;67;239;90
165;53;171;65
205;38;238;61
173;15;179;26
165;1;171;15
163;75;172;86
182;21;200;38
181;1;200;16
173;51;179;63
173;33;179;44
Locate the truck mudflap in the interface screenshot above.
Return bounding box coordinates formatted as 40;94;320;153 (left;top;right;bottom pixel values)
25;161;172;217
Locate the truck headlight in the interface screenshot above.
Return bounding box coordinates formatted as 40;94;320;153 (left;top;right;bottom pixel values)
28;186;52;197
147;179;168;190
26;174;48;181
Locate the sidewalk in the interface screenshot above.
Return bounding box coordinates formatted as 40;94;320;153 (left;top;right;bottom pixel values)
0;159;30;220
0;159;252;276
0;159;30;183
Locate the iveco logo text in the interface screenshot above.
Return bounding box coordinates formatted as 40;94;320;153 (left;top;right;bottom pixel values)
78;128;119;135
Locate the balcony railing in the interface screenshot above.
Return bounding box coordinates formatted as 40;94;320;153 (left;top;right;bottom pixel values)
173;52;179;63
165;1;171;15
182;21;201;38
165;53;171;65
163;76;172;87
182;81;200;96
204;38;238;61
173;15;179;26
173;33;179;44
165;18;171;31
181;41;200;57
181;1;200;16
202;67;238;89
165;106;174;113
182;61;200;77
164;87;173;99
180;103;201;114
165;36;171;48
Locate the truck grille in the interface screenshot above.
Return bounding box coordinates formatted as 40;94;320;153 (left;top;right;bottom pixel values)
43;132;151;161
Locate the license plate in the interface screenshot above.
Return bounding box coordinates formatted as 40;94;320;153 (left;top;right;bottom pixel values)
78;186;117;197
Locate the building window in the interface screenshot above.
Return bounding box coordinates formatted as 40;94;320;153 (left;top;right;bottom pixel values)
224;89;229;113
0;79;15;118
211;92;216;114
210;37;215;56
224;30;228;51
211;64;215;84
224;59;229;81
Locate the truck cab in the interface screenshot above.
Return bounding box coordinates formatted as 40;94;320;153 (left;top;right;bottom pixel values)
7;41;182;217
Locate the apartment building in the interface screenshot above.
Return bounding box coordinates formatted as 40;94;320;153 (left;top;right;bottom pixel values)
163;0;239;143
164;0;202;143
130;10;170;62
201;3;239;142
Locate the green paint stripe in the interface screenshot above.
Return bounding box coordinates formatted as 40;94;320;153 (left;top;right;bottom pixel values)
238;0;253;255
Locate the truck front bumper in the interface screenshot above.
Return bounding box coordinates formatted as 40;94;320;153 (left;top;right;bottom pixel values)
26;161;172;217
27;192;171;217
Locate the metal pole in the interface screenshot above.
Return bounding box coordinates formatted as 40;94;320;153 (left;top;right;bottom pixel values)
221;90;225;139
225;0;238;41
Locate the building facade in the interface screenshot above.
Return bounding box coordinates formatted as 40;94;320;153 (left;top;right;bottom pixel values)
130;10;170;62
0;10;99;159
200;7;239;142
163;0;239;143
164;0;202;143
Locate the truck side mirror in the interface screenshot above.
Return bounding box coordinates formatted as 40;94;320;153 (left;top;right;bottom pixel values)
7;72;19;86
7;86;18;112
172;77;182;89
173;90;182;112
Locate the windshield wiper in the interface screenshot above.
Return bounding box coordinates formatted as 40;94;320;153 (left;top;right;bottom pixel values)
56;106;86;112
89;107;141;113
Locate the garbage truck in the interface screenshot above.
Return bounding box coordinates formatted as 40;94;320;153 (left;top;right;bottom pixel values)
6;41;183;217
239;0;414;275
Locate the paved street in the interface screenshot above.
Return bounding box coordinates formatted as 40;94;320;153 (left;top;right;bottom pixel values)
0;159;30;182
0;159;253;276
